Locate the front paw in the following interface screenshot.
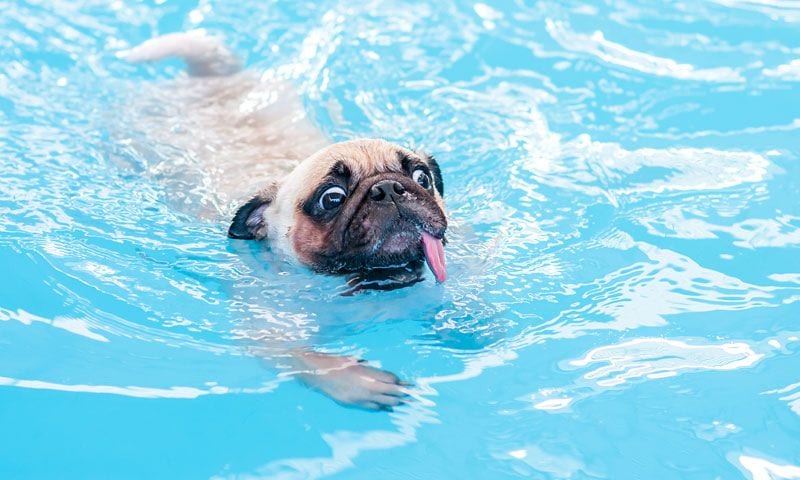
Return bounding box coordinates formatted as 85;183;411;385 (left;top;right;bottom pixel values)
293;354;409;411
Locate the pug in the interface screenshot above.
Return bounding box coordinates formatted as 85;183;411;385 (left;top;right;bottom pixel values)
121;30;448;410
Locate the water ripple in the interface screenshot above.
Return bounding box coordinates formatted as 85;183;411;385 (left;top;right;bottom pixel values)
546;19;745;83
2;1;800;478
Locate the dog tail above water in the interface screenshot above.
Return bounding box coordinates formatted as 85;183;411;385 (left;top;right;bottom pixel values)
118;30;242;77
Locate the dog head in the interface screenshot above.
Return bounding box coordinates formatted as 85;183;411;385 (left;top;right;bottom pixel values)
228;139;447;282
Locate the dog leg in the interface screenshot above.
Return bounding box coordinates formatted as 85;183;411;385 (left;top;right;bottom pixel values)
286;350;410;411
119;29;242;77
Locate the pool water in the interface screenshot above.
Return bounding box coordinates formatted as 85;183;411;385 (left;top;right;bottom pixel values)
2;1;800;478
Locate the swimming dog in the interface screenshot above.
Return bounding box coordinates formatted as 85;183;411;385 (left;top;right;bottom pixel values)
121;30;447;410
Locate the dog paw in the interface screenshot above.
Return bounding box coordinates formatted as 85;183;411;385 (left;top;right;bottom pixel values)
293;353;409;411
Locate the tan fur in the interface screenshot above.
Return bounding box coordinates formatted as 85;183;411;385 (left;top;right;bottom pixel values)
290;139;407;201
118;73;329;219
291;213;332;266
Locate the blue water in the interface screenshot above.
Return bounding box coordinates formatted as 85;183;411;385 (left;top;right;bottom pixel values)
2;1;800;478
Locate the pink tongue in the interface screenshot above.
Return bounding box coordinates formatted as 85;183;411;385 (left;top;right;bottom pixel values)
421;232;447;283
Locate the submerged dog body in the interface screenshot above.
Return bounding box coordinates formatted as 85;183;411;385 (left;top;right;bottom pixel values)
124;31;448;409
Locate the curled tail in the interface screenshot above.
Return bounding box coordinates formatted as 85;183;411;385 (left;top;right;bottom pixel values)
119;30;242;77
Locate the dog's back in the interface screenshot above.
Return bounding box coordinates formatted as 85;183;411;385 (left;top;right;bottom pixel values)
118;31;328;218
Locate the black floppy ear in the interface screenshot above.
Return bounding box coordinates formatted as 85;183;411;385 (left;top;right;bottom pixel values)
419;151;444;197
228;185;277;240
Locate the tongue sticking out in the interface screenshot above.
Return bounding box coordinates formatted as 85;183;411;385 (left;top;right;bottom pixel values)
421;232;447;283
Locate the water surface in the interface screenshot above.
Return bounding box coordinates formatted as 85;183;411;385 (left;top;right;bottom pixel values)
1;1;800;478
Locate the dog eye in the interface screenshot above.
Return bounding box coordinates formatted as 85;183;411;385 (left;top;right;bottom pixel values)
412;168;431;190
319;186;347;210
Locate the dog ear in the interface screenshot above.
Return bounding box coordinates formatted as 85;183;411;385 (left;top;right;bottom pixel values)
228;184;278;240
419;151;444;197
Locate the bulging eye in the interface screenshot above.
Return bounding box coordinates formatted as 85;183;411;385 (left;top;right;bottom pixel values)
318;186;347;210
412;168;431;190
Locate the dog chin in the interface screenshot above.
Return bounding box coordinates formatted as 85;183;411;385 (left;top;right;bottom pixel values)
341;259;426;296
331;242;425;274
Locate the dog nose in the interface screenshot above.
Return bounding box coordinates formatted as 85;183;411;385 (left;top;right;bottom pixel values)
369;179;406;203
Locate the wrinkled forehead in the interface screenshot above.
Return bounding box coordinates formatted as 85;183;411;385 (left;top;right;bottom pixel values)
292;139;419;198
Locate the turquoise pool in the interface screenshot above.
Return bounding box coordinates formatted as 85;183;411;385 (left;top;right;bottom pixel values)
2;0;800;478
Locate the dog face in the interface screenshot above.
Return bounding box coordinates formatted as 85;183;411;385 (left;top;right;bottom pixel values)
229;139;448;282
